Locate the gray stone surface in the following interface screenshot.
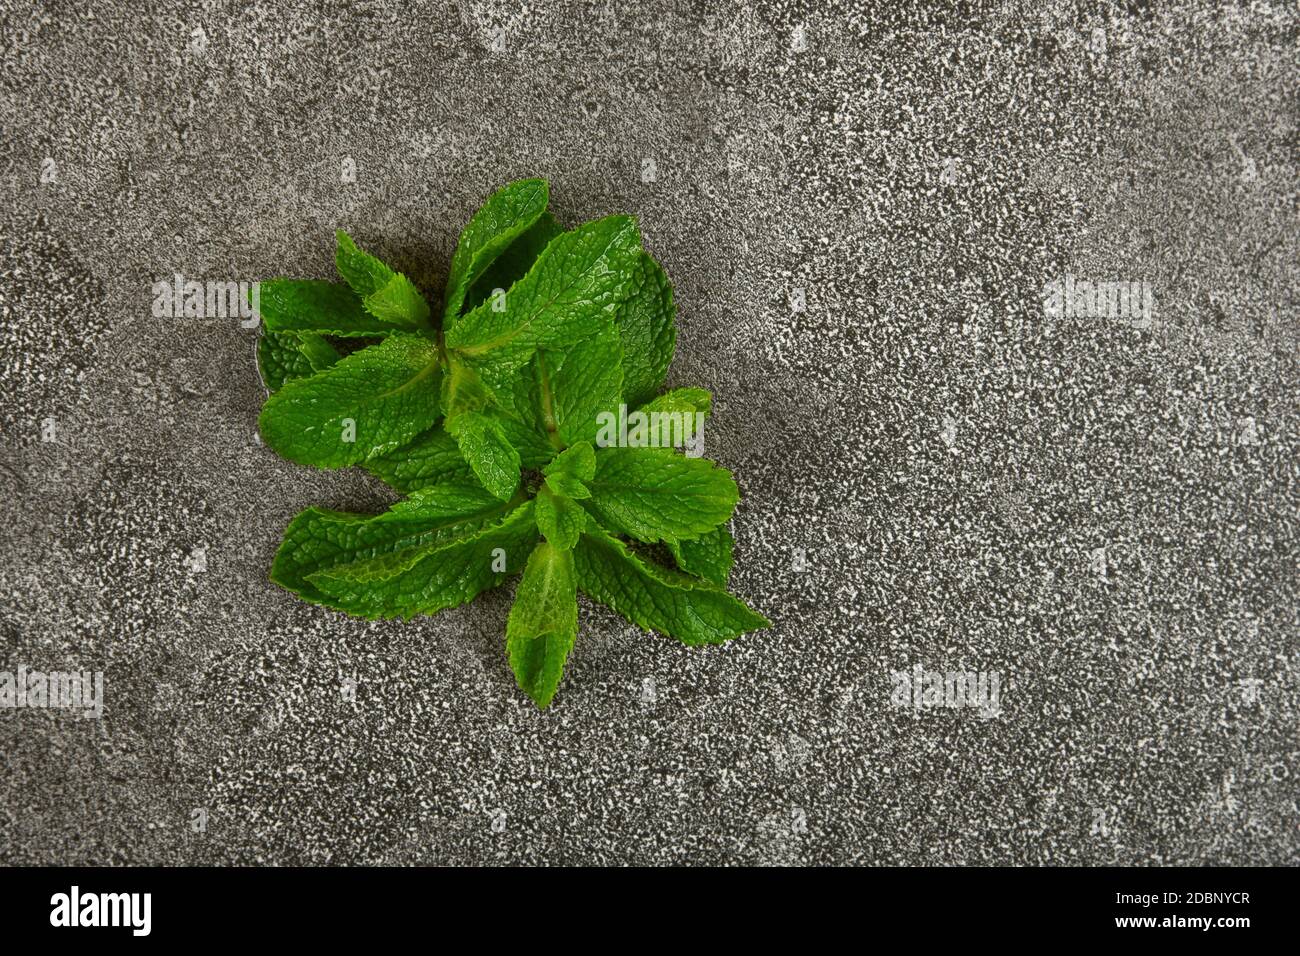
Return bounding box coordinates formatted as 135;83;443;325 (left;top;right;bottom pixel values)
1;1;1296;865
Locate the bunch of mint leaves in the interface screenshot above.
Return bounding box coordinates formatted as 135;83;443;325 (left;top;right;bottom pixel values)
254;178;769;708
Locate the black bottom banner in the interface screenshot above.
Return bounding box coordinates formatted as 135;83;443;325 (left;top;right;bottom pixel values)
0;865;1288;943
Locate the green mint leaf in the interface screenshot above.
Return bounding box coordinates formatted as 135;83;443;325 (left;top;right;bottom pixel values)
258;334;442;468
489;327;622;458
297;332;342;370
637;386;712;420
335;230;392;296
306;502;538;620
335;230;432;329
544;473;591;499
465;212;563;313
365;271;432;328
444;216;641;379
668;526;735;586
506;540;578;708
454;350;529;427
442;353;557;471
543;441;596;482
465;348;542;416
535;486;587;549
445;410;521;500
364;416;552;497
443;179;550;327
270;480;514;607
574;523;768;646
542;441;594;499
593;391;709;455
362;424;475;493
451;316;621;452
496;414;558;469
544;327;624;448
584;447;738;544
257;330;339;392
441;353;494;419
259;279;417;337
615;252;676;406
468;346;551;431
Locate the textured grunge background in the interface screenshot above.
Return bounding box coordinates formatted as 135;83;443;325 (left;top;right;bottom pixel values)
1;1;1297;865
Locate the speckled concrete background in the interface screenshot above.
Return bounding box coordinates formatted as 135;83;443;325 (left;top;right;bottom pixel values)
1;0;1296;865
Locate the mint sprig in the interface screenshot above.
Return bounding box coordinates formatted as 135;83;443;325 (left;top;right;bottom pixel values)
256;179;770;708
